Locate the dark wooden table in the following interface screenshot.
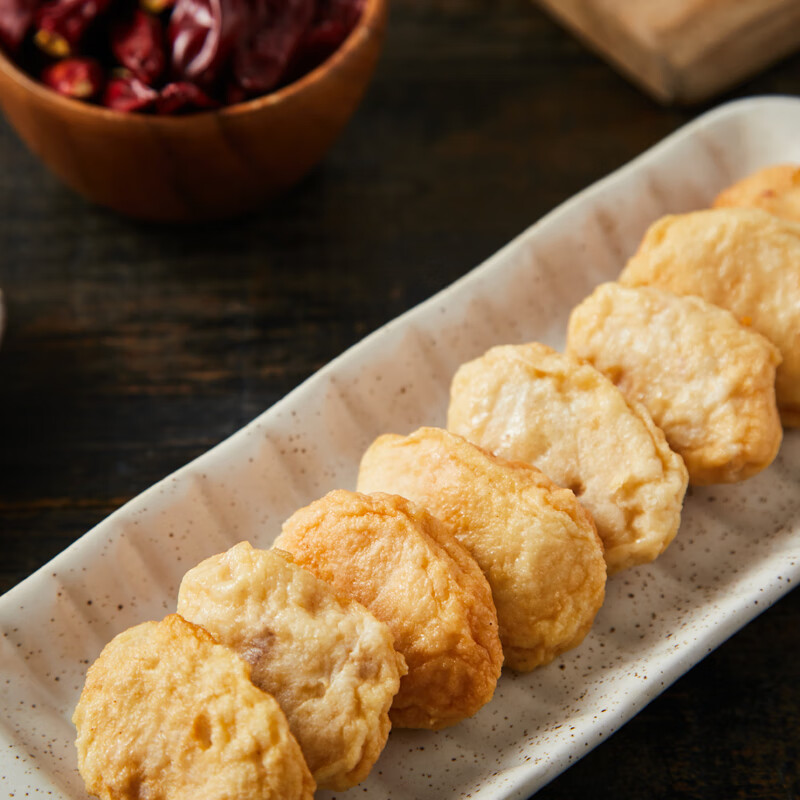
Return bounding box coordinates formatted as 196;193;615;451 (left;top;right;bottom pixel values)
1;1;798;798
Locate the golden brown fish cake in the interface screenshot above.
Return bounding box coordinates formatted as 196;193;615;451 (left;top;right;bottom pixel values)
73;614;315;800
274;490;503;730
356;427;606;672
713;164;800;222
567;283;783;485
177;543;406;791
447;343;688;574
619;207;800;426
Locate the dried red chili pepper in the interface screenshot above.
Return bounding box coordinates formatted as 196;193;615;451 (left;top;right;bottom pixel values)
168;0;246;85
15;0;366;112
156;80;216;113
112;9;165;84
103;70;158;111
34;0;110;57
224;79;246;105
317;0;365;34
296;0;364;68
232;0;313;95
0;0;40;53
41;55;103;97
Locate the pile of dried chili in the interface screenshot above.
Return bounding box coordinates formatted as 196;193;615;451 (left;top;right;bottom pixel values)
0;0;366;112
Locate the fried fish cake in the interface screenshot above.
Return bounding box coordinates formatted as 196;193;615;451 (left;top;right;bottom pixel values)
447;343;688;574
356;427;606;672
567;283;783;485
274;490;503;730
713;164;800;222
177;543;406;791
73;614;315;800
619;207;800;426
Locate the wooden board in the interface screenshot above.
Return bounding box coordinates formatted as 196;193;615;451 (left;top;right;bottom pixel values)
536;0;800;104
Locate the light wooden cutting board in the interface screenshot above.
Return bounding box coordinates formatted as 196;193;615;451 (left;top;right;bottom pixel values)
536;0;800;104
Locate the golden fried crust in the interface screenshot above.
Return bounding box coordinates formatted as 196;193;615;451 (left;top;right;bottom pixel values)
274;490;503;730
356;427;606;672
447;343;688;574
177;544;406;791
619;208;800;426
567;283;783;485
73;614;315;800
713;164;800;223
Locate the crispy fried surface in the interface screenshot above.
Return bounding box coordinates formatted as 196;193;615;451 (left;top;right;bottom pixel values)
619;208;800;426
447;343;688;574
567;283;783;485
713;164;800;222
73;614;315;800
357;427;606;671
177;543;406;790
274;490;503;730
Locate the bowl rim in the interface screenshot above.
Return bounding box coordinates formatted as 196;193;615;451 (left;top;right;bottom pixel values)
0;0;385;125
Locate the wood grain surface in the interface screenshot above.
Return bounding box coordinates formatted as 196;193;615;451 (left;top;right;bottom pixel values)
536;0;800;104
0;1;798;798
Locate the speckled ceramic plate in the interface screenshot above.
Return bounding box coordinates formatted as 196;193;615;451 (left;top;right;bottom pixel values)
2;96;799;800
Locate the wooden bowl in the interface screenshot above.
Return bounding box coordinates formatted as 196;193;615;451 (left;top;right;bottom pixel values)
0;0;387;221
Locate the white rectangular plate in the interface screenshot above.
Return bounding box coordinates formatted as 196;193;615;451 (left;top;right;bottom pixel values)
2;95;799;800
